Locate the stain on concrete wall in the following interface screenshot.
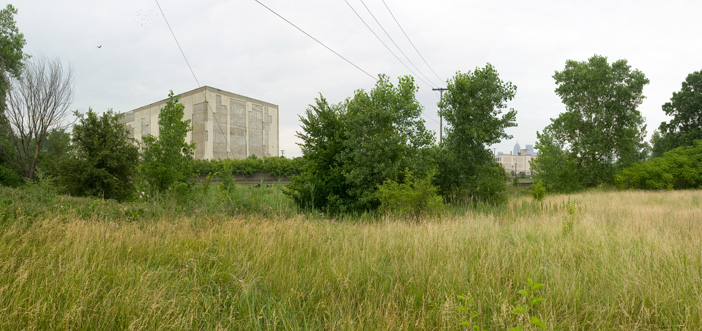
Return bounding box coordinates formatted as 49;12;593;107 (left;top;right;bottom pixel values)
213;95;228;159
192;101;208;159
230;98;247;158
249;104;263;157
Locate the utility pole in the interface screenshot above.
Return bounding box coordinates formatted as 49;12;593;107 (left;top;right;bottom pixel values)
432;87;448;145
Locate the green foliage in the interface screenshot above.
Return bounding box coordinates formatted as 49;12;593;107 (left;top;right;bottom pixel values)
58;109;139;201
541;55;649;189
531;131;582;193
287;75;435;214
36;128;71;177
509;278;547;330
562;199;578;236
191;156;305;178
616;140;702;190
435;64;516;205
0;4;26;112
376;171;444;219
0;164;20;187
653;70;702;156
457;296;483;330
140;91;195;194
530;181;546;201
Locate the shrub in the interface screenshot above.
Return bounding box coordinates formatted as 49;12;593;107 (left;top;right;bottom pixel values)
530;181;546;201
377;171;444;219
57;109;139;201
0;164;20;187
616;140;702;190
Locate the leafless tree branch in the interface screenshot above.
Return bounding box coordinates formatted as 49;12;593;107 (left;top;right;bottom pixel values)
1;56;74;179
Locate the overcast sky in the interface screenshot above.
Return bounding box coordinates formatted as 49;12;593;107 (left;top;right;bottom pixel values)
14;0;702;157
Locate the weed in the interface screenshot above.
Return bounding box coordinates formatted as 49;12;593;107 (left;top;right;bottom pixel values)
509;278;547;330
458;295;484;330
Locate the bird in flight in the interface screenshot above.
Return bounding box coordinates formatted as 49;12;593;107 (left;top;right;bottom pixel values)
97;45;102;49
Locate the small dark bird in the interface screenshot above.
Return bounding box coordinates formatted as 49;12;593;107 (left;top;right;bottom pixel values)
97;45;102;49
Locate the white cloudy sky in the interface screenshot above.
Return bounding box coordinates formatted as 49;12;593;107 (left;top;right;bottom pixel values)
13;0;702;157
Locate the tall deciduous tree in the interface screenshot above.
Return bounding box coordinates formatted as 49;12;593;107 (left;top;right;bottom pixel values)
435;64;517;204
141;91;195;194
2;56;74;180
652;70;702;157
287;75;435;214
58;109;139;201
535;55;649;188
0;4;26;182
0;4;26;112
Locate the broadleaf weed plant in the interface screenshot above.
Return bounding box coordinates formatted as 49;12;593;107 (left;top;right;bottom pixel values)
509;278;547;330
562;199;582;236
457;295;484;331
459;278;547;330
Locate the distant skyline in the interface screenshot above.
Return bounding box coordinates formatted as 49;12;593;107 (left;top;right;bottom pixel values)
14;0;702;157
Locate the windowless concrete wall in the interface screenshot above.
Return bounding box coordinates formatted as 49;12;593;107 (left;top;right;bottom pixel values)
120;86;279;160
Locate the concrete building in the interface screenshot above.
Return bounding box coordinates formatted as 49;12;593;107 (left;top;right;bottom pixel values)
120;86;279;160
495;143;536;175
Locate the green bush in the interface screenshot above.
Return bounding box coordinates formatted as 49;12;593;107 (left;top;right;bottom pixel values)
57;109;139;201
530;181;546;201
191;156;305;178
0;164;20;187
377;171;444;219
616;140;702;190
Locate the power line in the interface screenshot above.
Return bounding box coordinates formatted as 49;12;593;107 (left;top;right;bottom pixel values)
255;0;440;125
380;0;444;84
357;0;441;87
154;0;200;87
253;0;377;81
154;0;235;157
343;0;434;90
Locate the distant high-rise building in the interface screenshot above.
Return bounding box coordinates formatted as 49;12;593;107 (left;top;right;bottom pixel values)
525;144;534;155
495;142;536;175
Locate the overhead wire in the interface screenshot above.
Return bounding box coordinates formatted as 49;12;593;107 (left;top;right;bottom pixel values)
257;0;440;125
253;0;377;81
342;0;433;90
156;0;441;132
154;0;235;156
380;0;445;84
357;0;441;88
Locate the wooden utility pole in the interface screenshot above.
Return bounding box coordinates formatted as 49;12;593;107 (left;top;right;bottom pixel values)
432;87;448;144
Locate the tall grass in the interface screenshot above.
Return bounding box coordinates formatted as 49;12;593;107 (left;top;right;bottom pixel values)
1;188;701;330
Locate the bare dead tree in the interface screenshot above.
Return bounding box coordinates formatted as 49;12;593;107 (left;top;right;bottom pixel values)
2;56;73;179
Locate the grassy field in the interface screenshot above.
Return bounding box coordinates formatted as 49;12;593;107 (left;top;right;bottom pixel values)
0;186;701;330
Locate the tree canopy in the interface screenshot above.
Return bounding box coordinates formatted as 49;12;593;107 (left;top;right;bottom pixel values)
141;91;195;194
0;4;26;111
435;64;516;204
652;70;702;157
533;55;649;189
58;109;139;201
286;75;435;214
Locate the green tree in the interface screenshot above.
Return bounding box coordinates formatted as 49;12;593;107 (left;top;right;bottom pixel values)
538;55;649;188
0;4;26;178
58;109;139;201
652;70;702;157
530;131;582;193
617;140;702;190
0;4;25;111
287;75;436;214
141;91;195;194
435;64;517;204
36;128;71;177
